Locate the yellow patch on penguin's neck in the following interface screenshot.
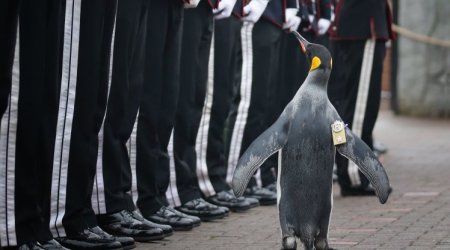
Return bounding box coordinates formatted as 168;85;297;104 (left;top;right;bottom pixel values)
310;56;321;71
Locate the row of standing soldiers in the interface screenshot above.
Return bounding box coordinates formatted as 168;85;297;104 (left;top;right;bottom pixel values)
0;0;393;249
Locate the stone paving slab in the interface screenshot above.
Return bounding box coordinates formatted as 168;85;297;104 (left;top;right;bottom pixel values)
136;111;450;249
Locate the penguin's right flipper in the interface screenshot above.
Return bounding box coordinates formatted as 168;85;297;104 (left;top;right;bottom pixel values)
232;106;293;197
336;127;391;204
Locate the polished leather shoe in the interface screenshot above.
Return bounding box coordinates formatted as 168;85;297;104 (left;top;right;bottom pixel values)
176;198;227;221
207;190;251;212
373;140;388;155
244;186;277;205
129;210;173;237
97;210;165;242
264;182;277;193
243;196;260;208
57;227;122;250
90;226;136;250
341;185;393;197
18;239;68;250
170;207;202;227
145;206;197;231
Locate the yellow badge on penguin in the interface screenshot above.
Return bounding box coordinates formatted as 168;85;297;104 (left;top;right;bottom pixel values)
310;56;321;71
331;121;346;145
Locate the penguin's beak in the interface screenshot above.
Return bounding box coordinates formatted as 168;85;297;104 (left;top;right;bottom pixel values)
291;30;310;53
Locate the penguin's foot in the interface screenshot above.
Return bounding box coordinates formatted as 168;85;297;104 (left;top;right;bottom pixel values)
282;236;296;250
314;238;329;250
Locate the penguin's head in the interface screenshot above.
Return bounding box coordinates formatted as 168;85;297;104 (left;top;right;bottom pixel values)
292;31;332;73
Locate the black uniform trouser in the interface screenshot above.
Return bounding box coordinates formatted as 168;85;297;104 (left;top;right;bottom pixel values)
0;0;18;119
62;0;118;235
328;40;386;189
100;0;149;215
136;0;184;216
241;19;283;188
173;0;213;204
277;30;313;119
0;0;64;246
204;17;242;193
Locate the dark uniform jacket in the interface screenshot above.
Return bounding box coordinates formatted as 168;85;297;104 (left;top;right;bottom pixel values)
183;0;219;8
234;0;298;27
298;0;332;35
329;0;394;40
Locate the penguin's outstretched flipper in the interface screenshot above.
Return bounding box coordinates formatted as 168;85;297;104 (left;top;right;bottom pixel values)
232;106;293;197
336;127;391;204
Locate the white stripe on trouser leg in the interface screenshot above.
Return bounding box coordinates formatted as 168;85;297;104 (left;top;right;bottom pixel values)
0;26;20;247
127;113;139;204
348;39;375;187
226;22;254;185
166;130;181;207
92;5;117;215
195;30;216;197
50;0;81;237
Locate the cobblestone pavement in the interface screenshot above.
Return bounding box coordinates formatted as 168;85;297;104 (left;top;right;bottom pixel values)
137;111;450;250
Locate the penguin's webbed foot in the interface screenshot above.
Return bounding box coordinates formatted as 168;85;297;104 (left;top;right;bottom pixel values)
282;236;297;250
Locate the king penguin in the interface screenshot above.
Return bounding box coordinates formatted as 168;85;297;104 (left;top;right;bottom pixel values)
231;31;391;250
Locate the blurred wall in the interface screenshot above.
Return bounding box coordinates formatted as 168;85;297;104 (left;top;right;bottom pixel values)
397;0;450;117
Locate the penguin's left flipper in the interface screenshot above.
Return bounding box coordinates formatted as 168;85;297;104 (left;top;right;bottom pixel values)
232;107;292;197
336;127;391;204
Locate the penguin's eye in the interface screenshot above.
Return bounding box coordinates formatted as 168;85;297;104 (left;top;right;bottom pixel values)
310;56;321;71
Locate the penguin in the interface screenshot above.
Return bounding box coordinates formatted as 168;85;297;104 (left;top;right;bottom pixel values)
231;31;391;250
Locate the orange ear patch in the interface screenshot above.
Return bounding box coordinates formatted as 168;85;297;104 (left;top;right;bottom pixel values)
310;56;321;71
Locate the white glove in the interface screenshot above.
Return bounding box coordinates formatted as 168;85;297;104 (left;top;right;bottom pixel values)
184;0;200;8
213;0;237;20
242;0;269;23
282;8;301;32
317;18;331;35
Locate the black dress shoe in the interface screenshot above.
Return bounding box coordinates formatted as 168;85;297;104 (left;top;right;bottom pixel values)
244;186;277;205
97;210;165;242
373;141;388;155
17;240;68;250
341;186;376;196
18;242;45;250
144;206;197;231
90;226;136;250
243;196;260;208
176;198;228;221
206;190;251;212
166;206;202;227
264;182;277;193
57;227;122;250
129;210;173;237
341;185;393;197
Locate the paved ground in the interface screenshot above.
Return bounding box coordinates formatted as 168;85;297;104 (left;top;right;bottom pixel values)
137;110;450;250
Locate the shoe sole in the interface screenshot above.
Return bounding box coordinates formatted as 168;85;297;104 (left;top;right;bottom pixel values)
122;243;137;250
258;200;277;206
247;203;260;209
144;218;195;232
133;234;165;242
229;206;252;213
171;225;194;231
199;213;226;222
60;243;123;250
163;231;174;237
